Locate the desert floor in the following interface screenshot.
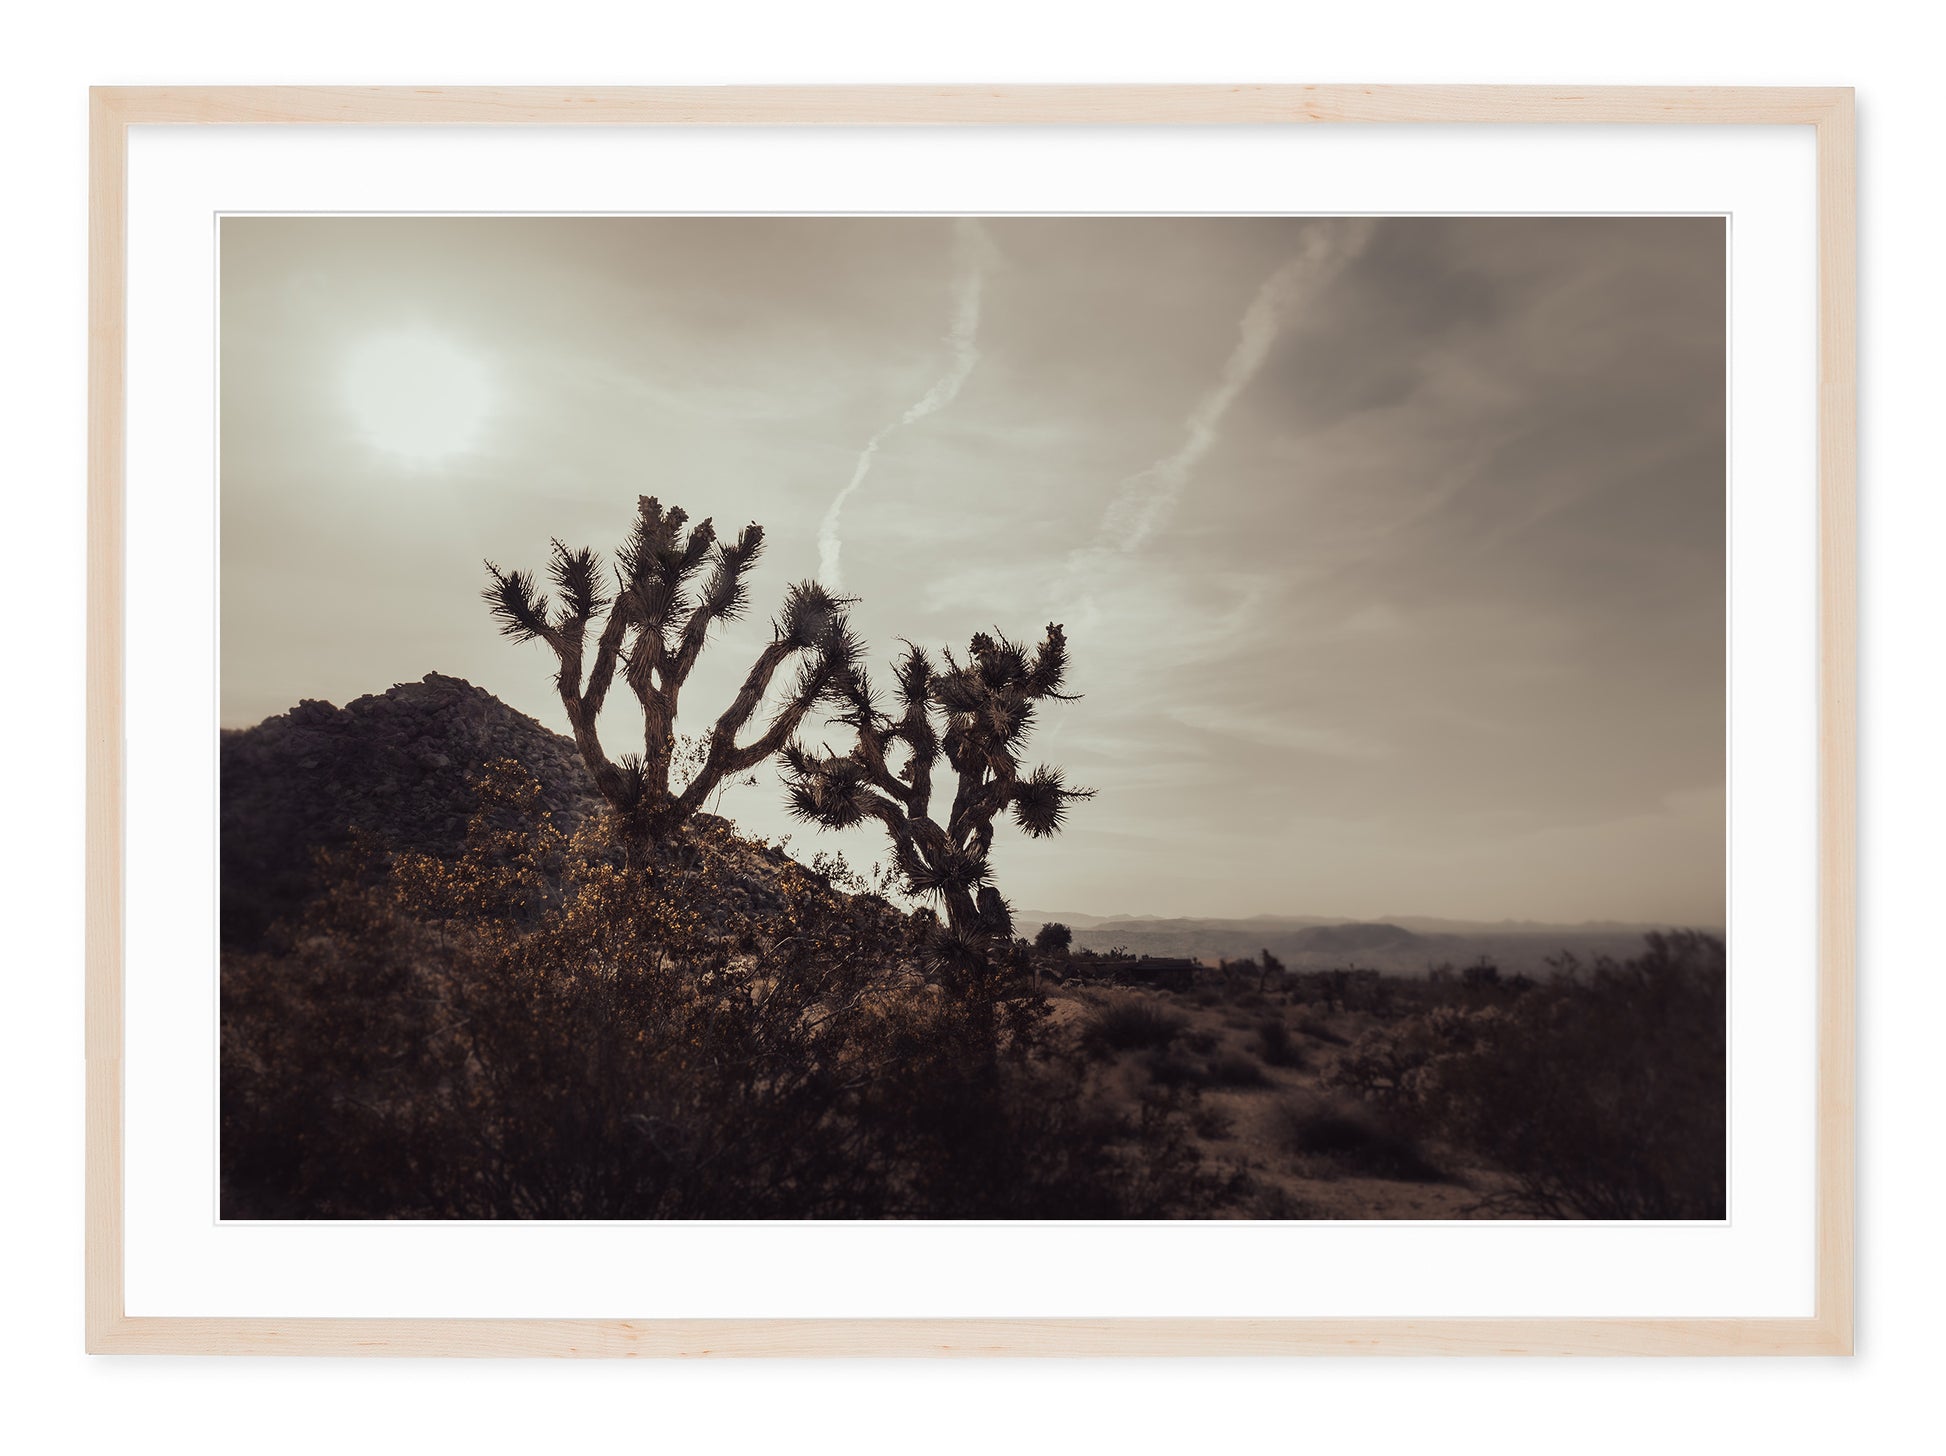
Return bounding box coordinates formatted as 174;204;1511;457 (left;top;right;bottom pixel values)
1043;980;1508;1219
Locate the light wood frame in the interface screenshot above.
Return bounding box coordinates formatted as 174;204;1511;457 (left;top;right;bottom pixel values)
86;84;1856;1357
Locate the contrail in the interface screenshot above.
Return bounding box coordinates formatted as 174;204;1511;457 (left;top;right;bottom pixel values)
1097;221;1375;554
818;219;990;588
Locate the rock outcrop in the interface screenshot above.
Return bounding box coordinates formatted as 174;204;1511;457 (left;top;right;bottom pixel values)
220;673;603;948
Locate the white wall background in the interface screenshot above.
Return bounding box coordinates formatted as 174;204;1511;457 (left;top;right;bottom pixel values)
2;3;1937;1451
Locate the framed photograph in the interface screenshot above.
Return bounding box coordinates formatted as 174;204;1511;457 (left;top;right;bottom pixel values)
88;85;1854;1356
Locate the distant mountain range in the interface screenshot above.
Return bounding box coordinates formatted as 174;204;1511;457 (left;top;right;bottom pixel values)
1016;911;1716;978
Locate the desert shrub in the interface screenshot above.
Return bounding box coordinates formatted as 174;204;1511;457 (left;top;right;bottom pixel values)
222;763;1233;1220
1205;1050;1274;1088
1139;1044;1269;1092
1081;997;1189;1057
224;789;922;1218
1430;933;1726;1219
1294;1015;1349;1046
1240;1179;1319;1219
878;1040;1232;1218
1190;1101;1236;1140
1319;933;1726;1218
1322;1004;1508;1110
1115;1087;1252;1215
1141;1046;1206;1089
1273;1095;1446;1183
1255;1017;1306;1068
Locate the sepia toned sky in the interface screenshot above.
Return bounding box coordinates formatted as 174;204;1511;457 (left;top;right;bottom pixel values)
221;215;1725;925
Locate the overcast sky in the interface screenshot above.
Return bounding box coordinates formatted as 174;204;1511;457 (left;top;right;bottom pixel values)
221;215;1725;926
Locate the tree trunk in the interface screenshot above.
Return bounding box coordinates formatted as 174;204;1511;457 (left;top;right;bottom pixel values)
941;886;979;938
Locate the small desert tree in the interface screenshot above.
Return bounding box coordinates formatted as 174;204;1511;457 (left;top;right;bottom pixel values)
1034;922;1074;957
484;495;857;855
779;624;1093;961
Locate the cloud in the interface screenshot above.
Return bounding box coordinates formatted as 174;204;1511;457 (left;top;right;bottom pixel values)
1095;220;1374;554
817;219;992;587
1166;702;1393;760
1022;222;1378;668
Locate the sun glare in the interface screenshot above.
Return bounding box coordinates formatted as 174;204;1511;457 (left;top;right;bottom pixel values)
343;331;493;464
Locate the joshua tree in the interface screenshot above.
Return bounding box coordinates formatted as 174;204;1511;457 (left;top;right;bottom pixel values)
778;624;1093;960
484;496;858;856
1258;946;1285;994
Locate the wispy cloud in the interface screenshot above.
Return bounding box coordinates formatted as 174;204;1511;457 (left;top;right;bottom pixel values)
1166;702;1391;761
1096;221;1375;554
1017;223;1376;662
818;219;992;587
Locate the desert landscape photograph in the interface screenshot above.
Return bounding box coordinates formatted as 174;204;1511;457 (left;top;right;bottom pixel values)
218;213;1726;1221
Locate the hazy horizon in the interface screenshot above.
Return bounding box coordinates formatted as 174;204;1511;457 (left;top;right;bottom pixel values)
1010;907;1719;931
220;215;1726;926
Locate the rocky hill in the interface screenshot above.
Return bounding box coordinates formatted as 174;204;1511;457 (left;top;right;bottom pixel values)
221;673;603;948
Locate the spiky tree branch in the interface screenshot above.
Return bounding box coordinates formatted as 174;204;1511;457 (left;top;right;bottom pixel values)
780;623;1093;944
484;495;856;850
